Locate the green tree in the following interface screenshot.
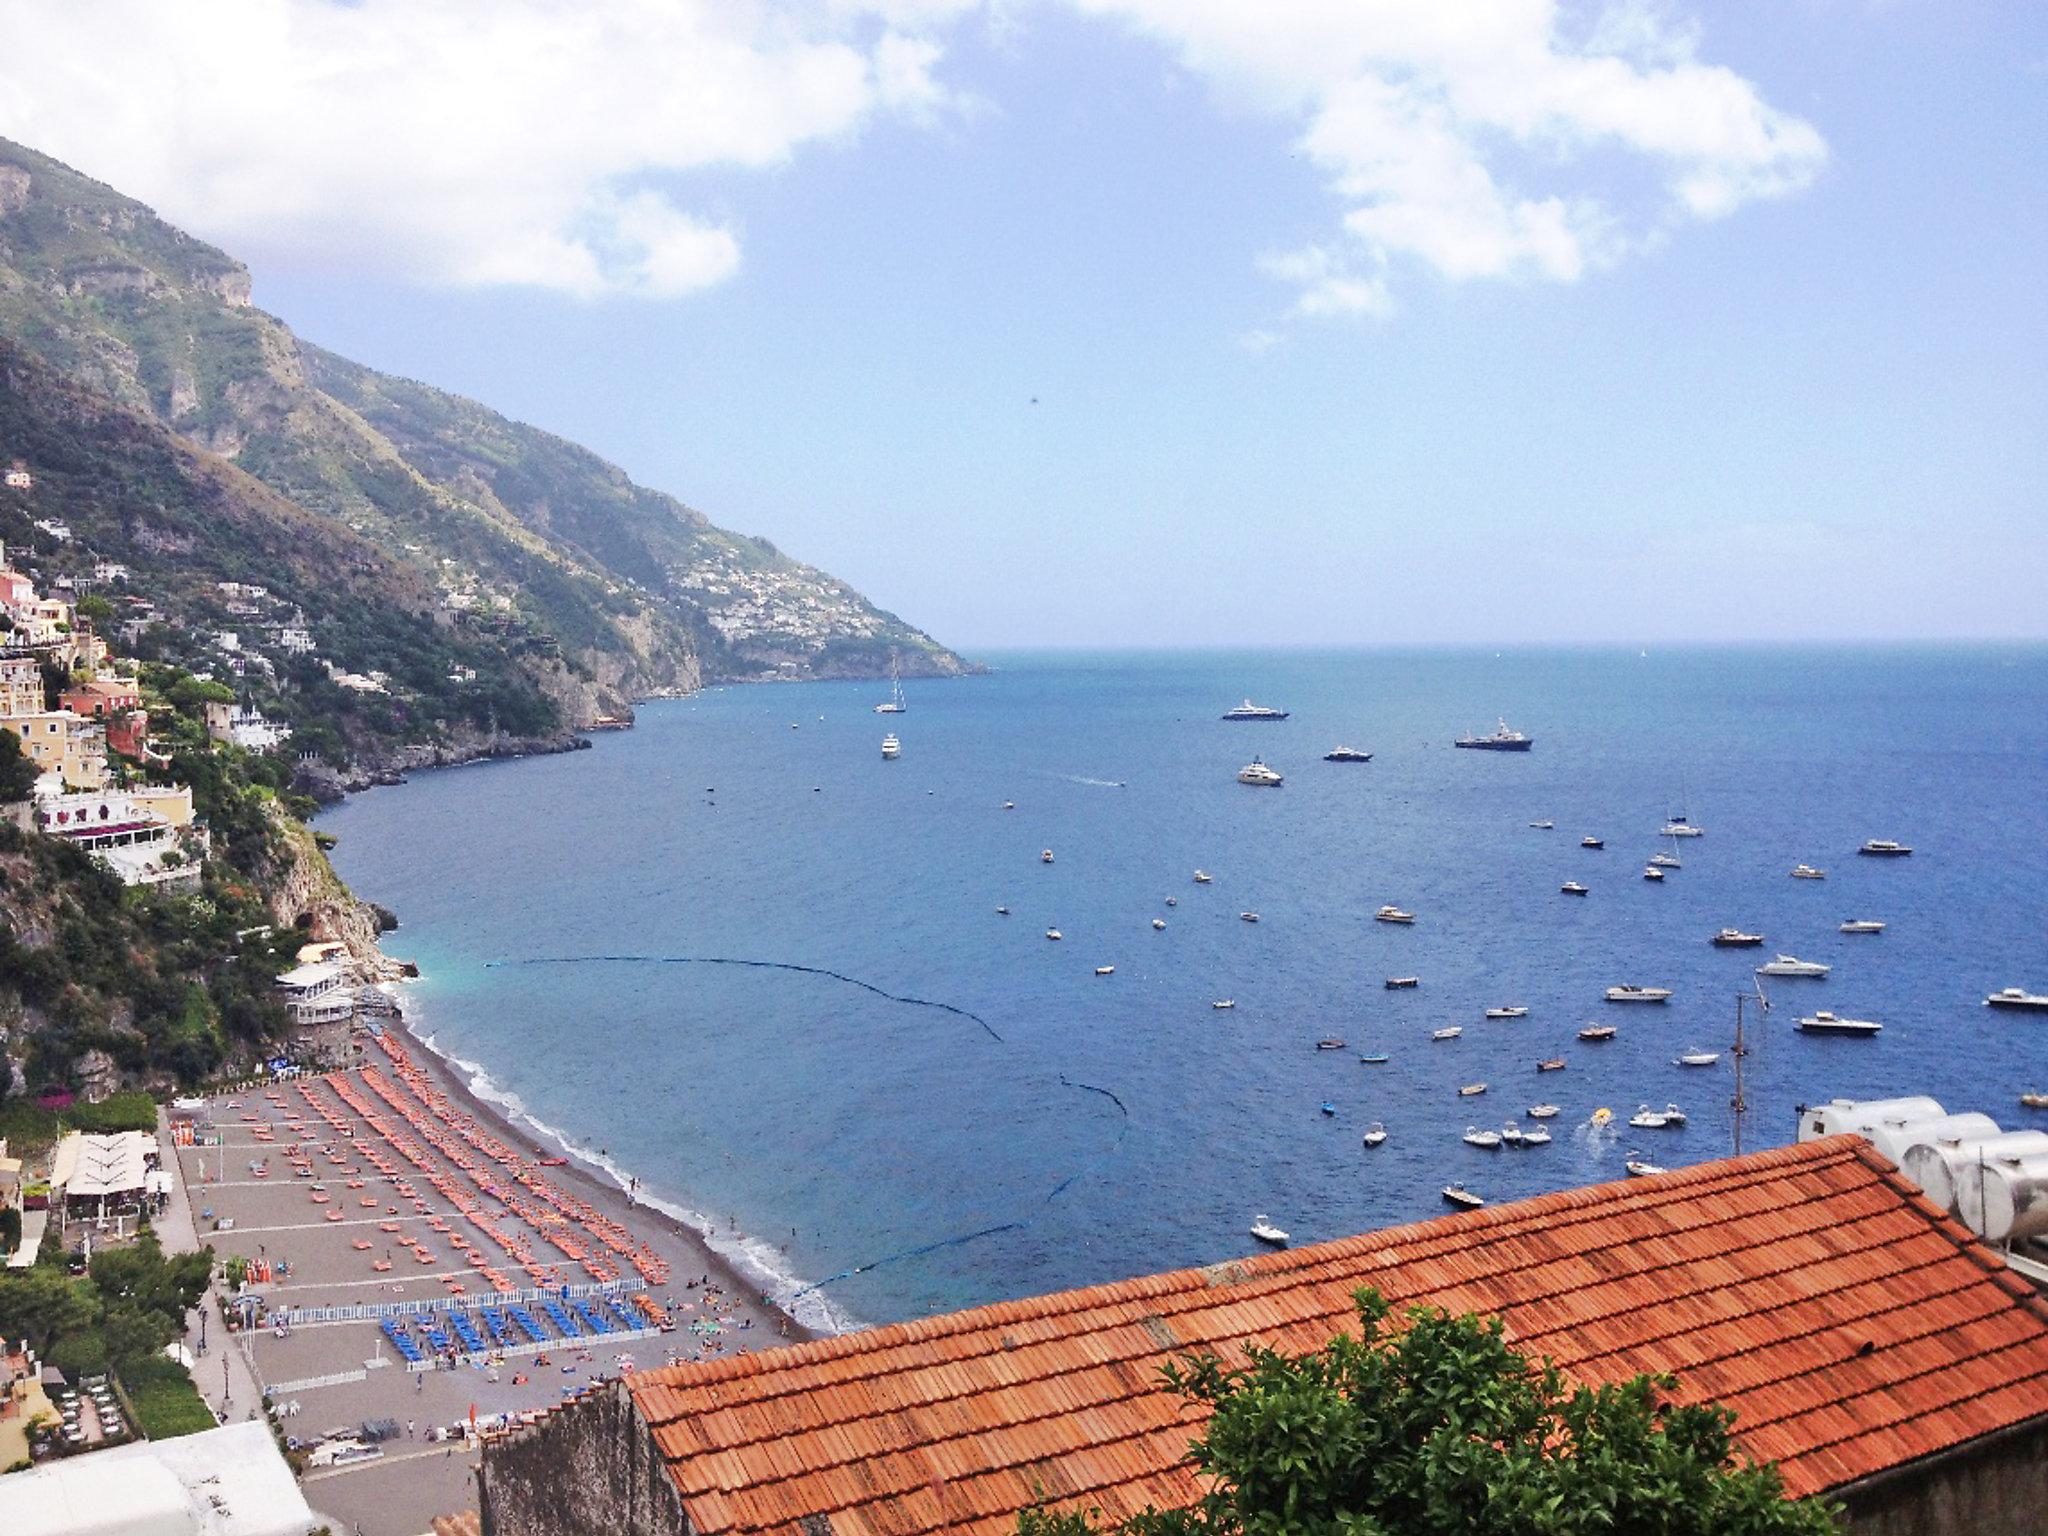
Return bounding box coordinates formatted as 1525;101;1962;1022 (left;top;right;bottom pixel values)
0;1266;99;1357
1019;1290;1838;1536
0;726;36;801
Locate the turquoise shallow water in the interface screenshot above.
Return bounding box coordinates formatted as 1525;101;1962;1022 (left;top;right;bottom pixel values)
321;646;2048;1328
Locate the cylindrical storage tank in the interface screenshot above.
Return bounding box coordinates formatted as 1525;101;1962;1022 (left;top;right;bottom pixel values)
1863;1111;2000;1166
1901;1131;2048;1212
1799;1097;1945;1143
1957;1152;2048;1244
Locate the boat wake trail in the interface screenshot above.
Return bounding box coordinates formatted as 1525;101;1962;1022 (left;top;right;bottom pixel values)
1028;770;1128;789
486;953;1006;1043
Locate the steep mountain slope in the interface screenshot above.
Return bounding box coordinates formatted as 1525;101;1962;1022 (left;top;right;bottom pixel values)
0;137;966;733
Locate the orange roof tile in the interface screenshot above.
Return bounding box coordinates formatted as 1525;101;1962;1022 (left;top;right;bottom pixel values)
626;1138;2048;1534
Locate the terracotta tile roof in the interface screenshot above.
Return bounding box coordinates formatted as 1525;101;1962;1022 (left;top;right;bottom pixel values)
627;1137;2048;1535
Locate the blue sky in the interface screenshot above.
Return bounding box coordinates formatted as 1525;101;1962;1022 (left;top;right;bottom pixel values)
1;2;2042;648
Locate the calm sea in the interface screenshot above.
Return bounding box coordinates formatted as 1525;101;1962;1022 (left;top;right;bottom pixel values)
321;646;2048;1330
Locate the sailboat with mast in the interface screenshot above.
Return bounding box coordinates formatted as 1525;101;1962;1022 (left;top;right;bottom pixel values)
873;652;907;715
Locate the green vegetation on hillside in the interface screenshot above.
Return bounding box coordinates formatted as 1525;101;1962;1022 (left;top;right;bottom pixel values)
1019;1290;1837;1536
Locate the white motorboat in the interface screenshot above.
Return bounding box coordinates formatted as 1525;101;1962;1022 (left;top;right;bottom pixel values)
1519;1125;1553;1146
1581;836;1604;849
1045;928;1062;941
1463;1127;1502;1148
1578;1024;1617;1041
1675;1048;1720;1067
1661;819;1704;838
1041;848;1055;863
1249;1216;1289;1245
1757;954;1830;978
1839;919;1885;934
1628;1105;1671;1129
1604;985;1672;1003
1151;918;1167;930
1712;929;1765;947
1643;867;1665;882
1458;1082;1487;1097
1385;976;1420;989
1442;1183;1485;1209
1986;988;2048;1013
1002;801;1014;810
1560;881;1589;896
1662;1103;1687;1125
1375;905;1416;924
1432;1026;1463;1041
1797;1011;1883;1037
1237;758;1284;787
1165;897;1178;906
1484;1006;1528;1020
1528;1104;1560;1119
1223;700;1290;721
1498;1123;1525;1147
1625;1156;1665;1177
1094;966;1115;976
1790;864;1826;880
1324;746;1374;763
1240;911;1259;923
880;732;901;759
1536;1057;1565;1072
1362;1122;1387;1147
1212;999;1236;1010
1193;870;1213;884
1649;852;1681;868
1858;839;1912;857
995;906;1010;916
1529;820;1555;830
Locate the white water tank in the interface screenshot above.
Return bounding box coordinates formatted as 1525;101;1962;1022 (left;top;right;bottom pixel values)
1901;1131;2048;1212
1864;1112;2001;1166
1956;1151;2048;1244
1798;1097;1945;1143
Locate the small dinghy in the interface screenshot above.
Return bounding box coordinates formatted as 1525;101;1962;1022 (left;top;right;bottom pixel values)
1498;1123;1525;1147
1315;1039;1346;1051
996;906;1010;915
1193;870;1213;883
1529;820;1555;829
1240;911;1259;923
1432;1026;1463;1041
1152;918;1167;930
1561;881;1589;896
1520;1125;1553;1146
1484;1005;1528;1020
1643;866;1665;881
1041;849;1055;864
1045;928;1062;941
1675;1048;1719;1067
1625;1155;1665;1178
1375;904;1416;923
1578;1025;1617;1042
1320;1102;1337;1117
1249;1216;1289;1246
1212;999;1236;1010
1536;1057;1565;1072
1362;1122;1387;1147
1458;1082;1488;1097
1442;1183;1485;1209
1094;966;1115;976
1358;1053;1390;1065
1463;1127;1502;1148
1385;976;1420;989
1528;1104;1560;1119
1628;1105;1670;1129
1582;836;1604;849
1166;896;1178;906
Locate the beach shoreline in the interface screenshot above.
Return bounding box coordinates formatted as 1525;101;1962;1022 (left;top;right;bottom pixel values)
377;993;832;1344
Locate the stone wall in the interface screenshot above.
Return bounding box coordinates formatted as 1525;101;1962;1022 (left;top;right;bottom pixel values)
1840;1415;2048;1536
479;1383;689;1536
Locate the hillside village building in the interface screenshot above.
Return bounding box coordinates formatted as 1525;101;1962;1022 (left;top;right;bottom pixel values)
0;654;41;714
480;1138;2048;1536
3;711;107;789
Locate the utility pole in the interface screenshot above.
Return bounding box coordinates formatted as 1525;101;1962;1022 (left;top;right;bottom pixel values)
1733;980;1770;1157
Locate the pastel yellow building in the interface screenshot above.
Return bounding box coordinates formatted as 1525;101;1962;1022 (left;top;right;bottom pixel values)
0;656;39;716
1;710;107;789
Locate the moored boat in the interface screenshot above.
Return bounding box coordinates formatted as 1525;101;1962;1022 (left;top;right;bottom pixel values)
1323;746;1373;762
1712;929;1765;947
1661;817;1704;838
1675;1048;1720;1067
1240;911;1260;923
880;732;901;759
1643;866;1665;881
1212;999;1235;1010
1152;918;1167;930
1362;1122;1387;1147
1045;928;1062;941
1529;819;1555;829
1458;1082;1487;1097
1222;700;1289;721
1519;1125;1553;1146
1432;1026;1463;1041
1462;1126;1501;1146
1578;1024;1617;1042
1442;1183;1485;1208
1629;1105;1671;1129
1237;758;1284;787
1625;1155;1665;1177
1528;1104;1560;1119
1858;839;1912;857
1193;869;1213;884
1094;966;1115;976
1756;954;1830;978
1790;864;1826;880
1560;881;1589;896
1840;919;1885;934
1249;1216;1289;1245
1985;988;2048;1012
1484;1005;1529;1020
1315;1038;1346;1051
1604;985;1672;1003
1581;836;1604;849
1385;976;1420;989
1375;905;1415;924
1358;1053;1390;1065
1797;1011;1882;1036
1536;1057;1565;1072
1455;718;1533;751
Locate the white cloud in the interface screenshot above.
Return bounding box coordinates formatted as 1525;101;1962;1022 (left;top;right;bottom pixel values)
1067;0;1826;315
0;0;962;299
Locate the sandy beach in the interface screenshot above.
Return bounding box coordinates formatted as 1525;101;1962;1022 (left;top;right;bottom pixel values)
169;1008;814;1536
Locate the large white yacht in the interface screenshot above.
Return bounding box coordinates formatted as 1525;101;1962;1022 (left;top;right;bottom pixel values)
1858;839;1913;857
1222;700;1289;721
1756;955;1831;978
1604;985;1672;1003
1454;718;1533;751
1237;758;1284;787
1796;1011;1882;1037
880;733;901;759
1986;988;2048;1013
1661;816;1704;837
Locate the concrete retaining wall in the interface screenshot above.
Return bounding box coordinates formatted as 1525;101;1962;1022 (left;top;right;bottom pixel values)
479;1382;688;1536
